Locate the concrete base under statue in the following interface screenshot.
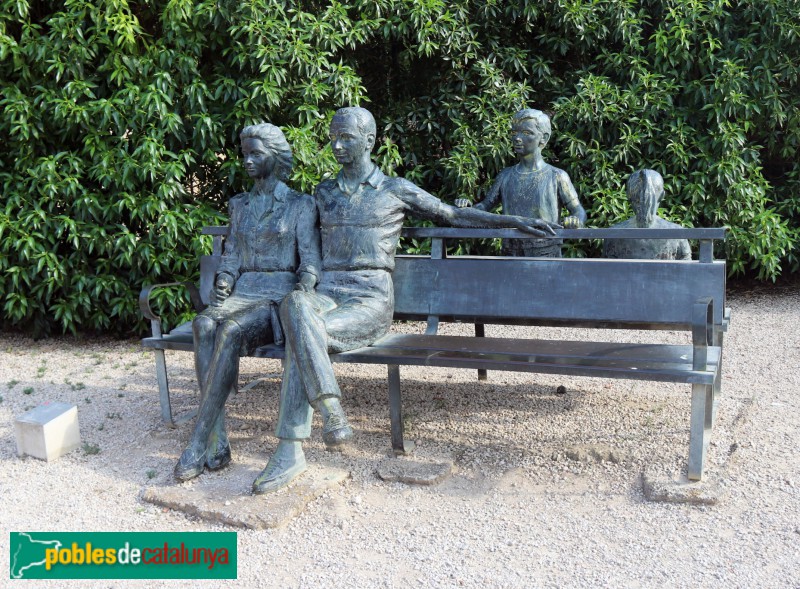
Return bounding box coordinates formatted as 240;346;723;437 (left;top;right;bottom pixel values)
376;456;454;486
142;454;349;529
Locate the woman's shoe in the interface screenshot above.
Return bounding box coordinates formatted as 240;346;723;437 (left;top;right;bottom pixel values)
205;443;232;471
174;447;205;481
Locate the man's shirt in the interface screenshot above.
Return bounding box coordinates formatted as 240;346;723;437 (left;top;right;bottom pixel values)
315;165;454;272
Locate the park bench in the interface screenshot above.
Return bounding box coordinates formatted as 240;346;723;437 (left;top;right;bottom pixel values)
140;226;728;481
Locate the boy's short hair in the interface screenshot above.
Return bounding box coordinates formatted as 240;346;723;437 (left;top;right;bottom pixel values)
512;109;551;140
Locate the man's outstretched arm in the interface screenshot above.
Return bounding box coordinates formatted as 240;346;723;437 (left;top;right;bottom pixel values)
396;179;558;237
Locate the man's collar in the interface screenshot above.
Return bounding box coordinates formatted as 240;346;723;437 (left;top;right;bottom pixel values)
336;164;385;193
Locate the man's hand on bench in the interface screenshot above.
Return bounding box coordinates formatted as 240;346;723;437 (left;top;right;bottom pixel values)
453;198;562;236
509;215;561;237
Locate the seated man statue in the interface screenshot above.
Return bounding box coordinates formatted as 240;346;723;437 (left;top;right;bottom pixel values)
455;108;586;257
602;169;691;260
251;106;559;494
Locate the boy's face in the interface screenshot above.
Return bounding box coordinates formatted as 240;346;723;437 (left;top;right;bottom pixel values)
511;118;547;157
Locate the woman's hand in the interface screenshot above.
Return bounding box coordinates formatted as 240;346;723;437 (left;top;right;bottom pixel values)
295;272;317;293
211;273;234;307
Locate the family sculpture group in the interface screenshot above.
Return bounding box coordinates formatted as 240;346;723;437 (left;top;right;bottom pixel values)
173;106;691;494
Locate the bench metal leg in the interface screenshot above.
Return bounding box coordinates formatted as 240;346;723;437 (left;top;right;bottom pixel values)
153;348;197;428
388;364;414;455
688;383;714;481
475;323;487;381
712;330;724;424
154;349;177;427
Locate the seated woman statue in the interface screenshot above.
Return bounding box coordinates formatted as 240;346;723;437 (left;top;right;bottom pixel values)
174;123;320;481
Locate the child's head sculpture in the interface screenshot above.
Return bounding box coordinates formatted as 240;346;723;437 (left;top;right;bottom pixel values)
511;109;551;158
626;169;664;228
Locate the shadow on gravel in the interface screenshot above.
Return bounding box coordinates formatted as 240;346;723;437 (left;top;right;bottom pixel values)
2;356;698;497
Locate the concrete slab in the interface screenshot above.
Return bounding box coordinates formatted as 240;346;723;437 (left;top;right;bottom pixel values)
376;457;453;486
142;455;349;529
641;467;722;505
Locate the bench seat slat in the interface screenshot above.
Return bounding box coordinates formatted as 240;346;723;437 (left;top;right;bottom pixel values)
335;336;718;384
367;334;695;361
254;335;718;384
142;335;193;351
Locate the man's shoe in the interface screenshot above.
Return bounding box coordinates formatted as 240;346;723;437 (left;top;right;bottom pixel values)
322;421;353;448
317;397;354;448
252;443;307;494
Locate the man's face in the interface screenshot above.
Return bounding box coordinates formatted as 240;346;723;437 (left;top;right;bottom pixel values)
511;119;546;157
329;115;372;164
241;138;275;179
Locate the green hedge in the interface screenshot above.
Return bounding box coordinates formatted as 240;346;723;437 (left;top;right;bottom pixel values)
2;0;798;336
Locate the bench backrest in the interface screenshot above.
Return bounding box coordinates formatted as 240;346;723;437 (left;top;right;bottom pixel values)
393;228;727;330
199;226;727;331
393;256;726;329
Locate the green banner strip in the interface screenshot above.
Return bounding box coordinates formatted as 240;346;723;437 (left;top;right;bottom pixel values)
10;532;237;579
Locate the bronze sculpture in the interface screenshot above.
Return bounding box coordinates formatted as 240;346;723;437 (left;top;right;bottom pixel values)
174;123;321;482
251;106;559;494
603;169;692;260
456;109;586;257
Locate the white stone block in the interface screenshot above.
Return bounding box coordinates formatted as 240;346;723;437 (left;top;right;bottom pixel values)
14;403;81;462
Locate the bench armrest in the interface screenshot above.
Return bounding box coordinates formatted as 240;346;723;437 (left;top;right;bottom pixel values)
691;297;714;371
139;282;204;337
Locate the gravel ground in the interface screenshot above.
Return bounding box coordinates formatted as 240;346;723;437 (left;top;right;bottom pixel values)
1;284;798;588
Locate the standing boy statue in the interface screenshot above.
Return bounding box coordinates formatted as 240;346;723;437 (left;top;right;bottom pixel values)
456;108;586;257
251;106;559;494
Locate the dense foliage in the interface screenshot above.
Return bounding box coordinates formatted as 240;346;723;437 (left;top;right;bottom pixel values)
2;0;798;335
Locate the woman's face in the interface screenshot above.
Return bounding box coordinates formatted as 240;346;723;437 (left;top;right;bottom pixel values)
241;138;275;179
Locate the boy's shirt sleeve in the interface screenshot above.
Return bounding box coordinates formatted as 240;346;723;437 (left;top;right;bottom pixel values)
556;168;581;210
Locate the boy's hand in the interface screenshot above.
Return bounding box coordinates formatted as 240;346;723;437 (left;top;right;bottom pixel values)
563;215;584;229
454;198;471;208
